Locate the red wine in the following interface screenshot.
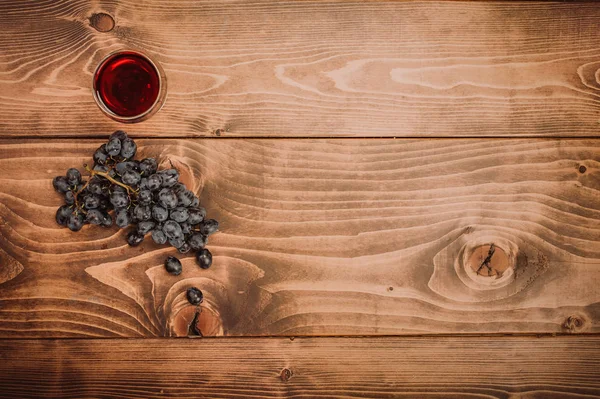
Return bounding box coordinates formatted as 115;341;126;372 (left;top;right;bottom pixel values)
94;52;160;118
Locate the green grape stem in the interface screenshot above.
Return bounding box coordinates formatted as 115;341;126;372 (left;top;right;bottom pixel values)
83;164;138;194
73;179;91;215
71;164;138;217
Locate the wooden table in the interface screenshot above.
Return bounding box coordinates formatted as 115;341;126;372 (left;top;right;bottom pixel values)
1;1;599;397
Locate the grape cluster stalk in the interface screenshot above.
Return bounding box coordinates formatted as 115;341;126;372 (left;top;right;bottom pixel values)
53;130;217;306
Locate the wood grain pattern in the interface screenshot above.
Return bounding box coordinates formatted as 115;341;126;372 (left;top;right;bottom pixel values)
1;336;600;398
2;1;600;137
0;138;598;337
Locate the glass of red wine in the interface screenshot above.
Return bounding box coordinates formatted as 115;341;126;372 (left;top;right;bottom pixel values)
93;50;166;123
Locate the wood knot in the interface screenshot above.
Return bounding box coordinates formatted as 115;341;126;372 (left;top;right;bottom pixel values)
579;165;587;174
89;13;115;32
280;368;293;382
467;243;510;278
171;304;224;337
563;314;589;333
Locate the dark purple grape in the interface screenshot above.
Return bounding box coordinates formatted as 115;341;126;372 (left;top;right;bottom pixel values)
93;164;109;173
110;191;129;208
120;138;137;159
139;158;158;175
188;233;207;250
52;176;70;193
172;183;186;194
87;179;105;195
138;189;153;205
196;248;212;269
187;207;206;225
151;205;168;222
164;256;182;275
67;212;85;232
66;168;82;186
180;222;192;235
101;212;113;227
146;174;162;191
122;170;141;186
109;130;128;142
177;242;191;254
115;208;131;228
106;138;122;156
159;169;179;187
86;209;104;225
116;161;139;175
151;229;167;245
93;144;108;165
112;185;126;194
158;188;178;209
64;190;75;205
200;219;219;236
187;287;203;305
137;220;156;235
169;236;185;248
169;207;189;223
163;220;183;240
127;230;144;246
98;196;111;211
134;205;152;221
177;190;195;207
55;205;73;226
84;194;100;209
190;196;199;207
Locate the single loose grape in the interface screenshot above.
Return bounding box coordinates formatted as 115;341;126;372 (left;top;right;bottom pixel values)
164;256;182;275
186;287;203;305
196;248;212;269
127;230;144;246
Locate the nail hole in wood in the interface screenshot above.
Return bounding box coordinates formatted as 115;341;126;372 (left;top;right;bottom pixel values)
90;13;115;32
280;368;293;382
579;165;587;174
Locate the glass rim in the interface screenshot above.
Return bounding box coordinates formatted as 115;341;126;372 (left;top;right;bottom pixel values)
92;49;167;123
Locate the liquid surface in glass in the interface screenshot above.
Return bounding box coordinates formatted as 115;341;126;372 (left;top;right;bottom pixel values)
94;52;160;118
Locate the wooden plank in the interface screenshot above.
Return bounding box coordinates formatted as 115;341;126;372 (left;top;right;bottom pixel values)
0;138;598;337
2;1;600;137
1;336;599;398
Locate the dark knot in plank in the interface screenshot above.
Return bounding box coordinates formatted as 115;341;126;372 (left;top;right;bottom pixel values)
280;368;293;382
467;244;510;278
90;13;115;32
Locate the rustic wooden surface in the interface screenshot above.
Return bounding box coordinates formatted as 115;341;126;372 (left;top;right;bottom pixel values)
2;0;600;396
2;1;600;137
0;138;598;337
1;336;599;399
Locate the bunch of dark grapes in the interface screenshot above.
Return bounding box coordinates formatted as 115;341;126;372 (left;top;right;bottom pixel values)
53;131;218;302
